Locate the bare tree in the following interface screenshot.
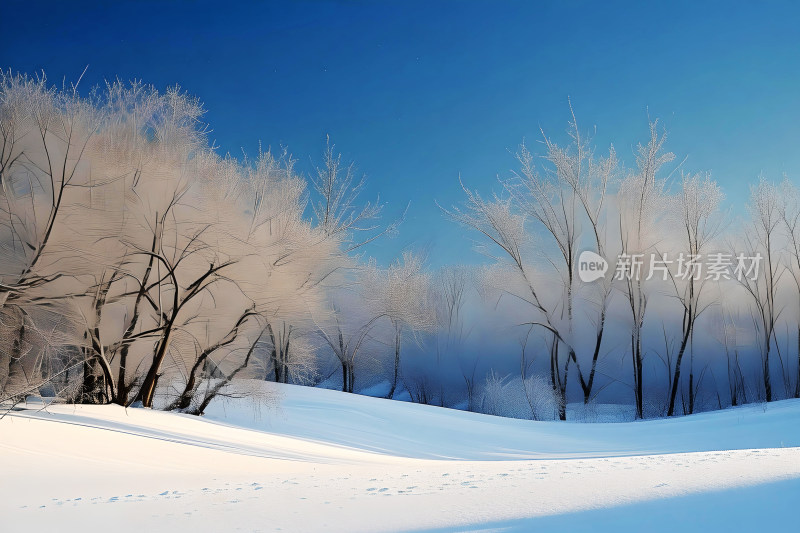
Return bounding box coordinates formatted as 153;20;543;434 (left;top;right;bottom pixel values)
318;304;384;393
445;112;618;418
443;184;571;416
435;265;472;357
779;177;800;397
739;177;783;402
616;120;674;418
508;109;618;405
713;305;748;407
665;172;724;416
362;252;436;398
312;137;403;253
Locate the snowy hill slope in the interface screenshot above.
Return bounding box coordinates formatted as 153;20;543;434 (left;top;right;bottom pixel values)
205;382;800;459
2;382;800;532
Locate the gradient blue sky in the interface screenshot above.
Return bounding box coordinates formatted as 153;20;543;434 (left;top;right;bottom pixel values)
2;0;800;267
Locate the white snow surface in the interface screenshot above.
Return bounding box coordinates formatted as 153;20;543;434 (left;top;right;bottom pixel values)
2;381;800;532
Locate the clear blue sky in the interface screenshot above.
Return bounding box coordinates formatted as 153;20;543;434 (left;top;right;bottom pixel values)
2;0;800;267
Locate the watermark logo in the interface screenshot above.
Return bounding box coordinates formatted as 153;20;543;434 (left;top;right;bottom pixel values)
576;251;762;283
578;251;608;282
614;252;761;282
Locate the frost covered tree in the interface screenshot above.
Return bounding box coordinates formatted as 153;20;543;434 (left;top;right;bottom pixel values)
0;72;343;412
616;121;673;418
317;252;436;396
362;252;436;398
779;177;800;398
0;71;104;401
310;139;416;392
435;265;471;357
311;137;403;253
507;109;617;406
665;173;724;416
433;265;477;408
445;111;617;419
740;177;784;402
317;290;382;393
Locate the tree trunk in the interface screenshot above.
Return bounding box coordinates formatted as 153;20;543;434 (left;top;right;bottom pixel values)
348;365;355;393
632;332;644;419
114;343;131;406
81;357;102;404
584;309;606;404
549;336;566;420
272;348;281;383
764;336;772;402
796;326;800;398
387;325;401;399
667;323;692;416
134;318;175;407
282;333;291;384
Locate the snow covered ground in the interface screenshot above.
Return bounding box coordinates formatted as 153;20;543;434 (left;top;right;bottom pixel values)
2;382;799;532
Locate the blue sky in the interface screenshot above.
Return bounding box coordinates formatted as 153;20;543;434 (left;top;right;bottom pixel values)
2;0;800;267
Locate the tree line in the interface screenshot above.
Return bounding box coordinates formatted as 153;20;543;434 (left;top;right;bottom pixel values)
1;72;799;420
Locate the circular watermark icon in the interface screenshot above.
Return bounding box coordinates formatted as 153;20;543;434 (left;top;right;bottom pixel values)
577;250;608;282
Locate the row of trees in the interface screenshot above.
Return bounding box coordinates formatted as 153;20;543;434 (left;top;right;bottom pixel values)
444;108;800;420
3;71;800;421
0;73;433;414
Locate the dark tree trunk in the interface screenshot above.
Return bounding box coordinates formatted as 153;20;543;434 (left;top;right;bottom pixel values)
584;309;606;404
796;326;800;398
387;325;401;399
632;332;644;419
348;365;355;393
134;318;175;407
668;322;692;416
81;357;103;404
114;343;132;406
764;337;772;402
272;347;281;383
